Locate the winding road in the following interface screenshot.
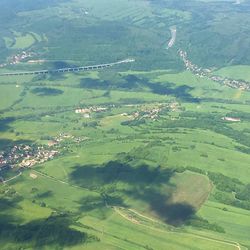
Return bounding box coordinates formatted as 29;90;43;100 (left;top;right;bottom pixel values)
30;169;246;250
2;171;22;184
114;207;245;250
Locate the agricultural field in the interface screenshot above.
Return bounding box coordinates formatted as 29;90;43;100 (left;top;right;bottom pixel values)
0;0;250;249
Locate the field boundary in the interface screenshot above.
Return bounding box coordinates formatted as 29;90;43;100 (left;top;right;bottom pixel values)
113;206;246;250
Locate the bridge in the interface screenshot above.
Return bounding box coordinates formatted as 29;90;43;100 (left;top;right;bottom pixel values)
0;58;135;77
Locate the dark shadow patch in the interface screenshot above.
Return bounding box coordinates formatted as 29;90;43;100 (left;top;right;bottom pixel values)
52;61;77;69
80;78;112;89
70;161;196;225
0;138;33;151
0;197;95;247
0;197;24;226
162;203;195;225
0;215;88;248
31;87;64;96
80;74;200;103
0;117;15;132
128;188;195;226
78;196;105;212
70;161;173;189
35;190;53;199
126;75;200;103
104;194;126;207
78;194;127;214
0;197;22;211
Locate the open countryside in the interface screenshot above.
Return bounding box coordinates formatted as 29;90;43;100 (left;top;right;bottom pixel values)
0;0;250;249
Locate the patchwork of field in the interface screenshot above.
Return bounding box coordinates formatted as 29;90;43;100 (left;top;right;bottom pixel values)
1;0;250;249
1;65;250;249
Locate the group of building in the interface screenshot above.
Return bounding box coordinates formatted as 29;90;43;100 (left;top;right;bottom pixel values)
0;144;58;180
0;51;34;68
179;50;250;90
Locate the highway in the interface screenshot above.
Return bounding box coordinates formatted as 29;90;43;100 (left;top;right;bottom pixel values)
0;58;135;77
167;26;177;49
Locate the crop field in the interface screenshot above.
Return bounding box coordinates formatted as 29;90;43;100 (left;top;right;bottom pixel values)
1;0;250;249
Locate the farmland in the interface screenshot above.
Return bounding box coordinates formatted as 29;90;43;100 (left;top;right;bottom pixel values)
1;0;250;249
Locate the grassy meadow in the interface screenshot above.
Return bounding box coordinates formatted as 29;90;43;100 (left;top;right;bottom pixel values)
1;0;250;249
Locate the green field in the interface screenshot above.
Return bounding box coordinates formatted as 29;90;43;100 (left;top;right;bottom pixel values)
1;0;250;249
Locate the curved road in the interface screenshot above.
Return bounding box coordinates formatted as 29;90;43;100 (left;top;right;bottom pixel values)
31;169;246;250
0;58;135;77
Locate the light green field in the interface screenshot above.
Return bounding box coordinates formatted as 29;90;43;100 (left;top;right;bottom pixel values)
198;200;250;246
0;85;23;110
12;32;36;49
170;171;212;209
81;212;237;250
3;169;238;250
1;0;250;248
215;65;250;82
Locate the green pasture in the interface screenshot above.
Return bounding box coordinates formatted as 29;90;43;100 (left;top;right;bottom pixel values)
0;85;23;110
215;65;250;82
1;0;250;248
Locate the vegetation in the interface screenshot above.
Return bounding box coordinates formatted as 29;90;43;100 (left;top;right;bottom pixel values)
0;0;250;249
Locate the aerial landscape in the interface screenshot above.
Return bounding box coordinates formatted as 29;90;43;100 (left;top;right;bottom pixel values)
1;0;250;249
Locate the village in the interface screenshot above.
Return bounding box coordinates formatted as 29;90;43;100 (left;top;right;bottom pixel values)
0;144;58;170
0;51;34;68
0;131;90;183
123;102;181;121
179;50;250;90
0;130;88;179
47;132;89;147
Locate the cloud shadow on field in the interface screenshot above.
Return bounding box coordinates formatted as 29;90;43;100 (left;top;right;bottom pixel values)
79;74;200;103
70;160;196;225
128;188;195;226
0;197;88;248
35;190;53;199
31;87;64;96
0;117;16;132
70;161;173;188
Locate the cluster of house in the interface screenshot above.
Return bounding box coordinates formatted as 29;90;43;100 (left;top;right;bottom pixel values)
179;50;250;90
0;144;58;170
179;50;212;77
169;102;181;112
0;51;34;68
134;107;162;121
210;76;249;90
47;133;88;147
47;133;73;147
75;106;107;118
132;103;180;121
122;102;181;122
20;148;58;167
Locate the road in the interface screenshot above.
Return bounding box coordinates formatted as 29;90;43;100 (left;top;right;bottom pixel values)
167;26;177;49
25;169;247;250
2;171;22;183
113;206;245;250
0;58;135;77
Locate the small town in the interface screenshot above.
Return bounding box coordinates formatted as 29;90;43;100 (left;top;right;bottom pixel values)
0;144;58;170
179;50;250;90
47;132;89;147
125;102;181;121
0;51;34;68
